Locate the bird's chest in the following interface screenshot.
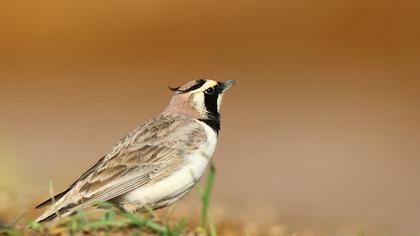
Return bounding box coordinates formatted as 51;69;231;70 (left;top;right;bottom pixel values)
196;121;218;158
185;122;218;178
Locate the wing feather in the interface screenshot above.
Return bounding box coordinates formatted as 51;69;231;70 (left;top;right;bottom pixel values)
35;114;206;222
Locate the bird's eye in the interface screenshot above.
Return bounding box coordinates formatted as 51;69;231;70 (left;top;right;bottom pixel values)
205;87;215;94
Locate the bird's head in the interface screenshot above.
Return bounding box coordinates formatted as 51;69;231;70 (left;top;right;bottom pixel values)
164;79;237;127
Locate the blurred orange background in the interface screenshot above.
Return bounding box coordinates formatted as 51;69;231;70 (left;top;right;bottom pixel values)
0;0;419;235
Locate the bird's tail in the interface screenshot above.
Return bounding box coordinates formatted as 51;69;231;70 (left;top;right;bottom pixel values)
35;200;73;223
34;190;82;223
35;209;60;223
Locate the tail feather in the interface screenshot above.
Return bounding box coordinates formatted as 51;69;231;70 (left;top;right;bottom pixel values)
35;188;83;223
36;211;59;223
35;202;80;223
35;189;70;209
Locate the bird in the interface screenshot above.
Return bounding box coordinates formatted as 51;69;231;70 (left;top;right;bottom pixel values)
34;79;237;223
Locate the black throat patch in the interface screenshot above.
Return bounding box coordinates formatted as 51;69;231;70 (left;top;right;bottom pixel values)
199;84;222;134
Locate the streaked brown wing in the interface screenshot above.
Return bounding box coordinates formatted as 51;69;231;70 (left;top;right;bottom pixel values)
77;146;182;204
35;145;184;223
45;114;206;213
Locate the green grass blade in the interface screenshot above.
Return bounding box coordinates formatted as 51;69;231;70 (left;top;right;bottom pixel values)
167;218;187;236
200;164;216;230
145;220;169;235
120;211;146;227
27;221;42;229
81;220;126;228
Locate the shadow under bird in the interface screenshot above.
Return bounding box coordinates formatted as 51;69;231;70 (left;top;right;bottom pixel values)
35;79;237;223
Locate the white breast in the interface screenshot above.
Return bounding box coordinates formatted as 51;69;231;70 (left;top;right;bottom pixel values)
123;121;218;205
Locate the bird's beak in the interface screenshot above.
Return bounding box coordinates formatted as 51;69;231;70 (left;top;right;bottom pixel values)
221;80;238;93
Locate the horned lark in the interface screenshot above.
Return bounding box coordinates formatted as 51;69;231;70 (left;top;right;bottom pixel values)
35;79;237;223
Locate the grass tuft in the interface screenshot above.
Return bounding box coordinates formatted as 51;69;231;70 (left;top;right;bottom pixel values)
1;165;219;235
23;204;186;236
